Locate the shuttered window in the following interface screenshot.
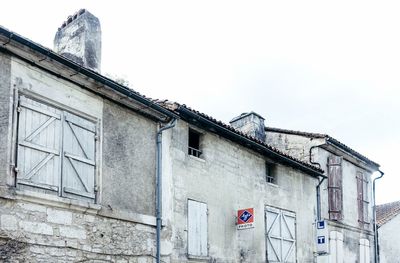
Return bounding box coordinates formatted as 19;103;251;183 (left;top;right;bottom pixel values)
265;206;296;263
329;231;344;263
328;156;343;220
359;238;370;263
187;199;208;257
357;172;369;224
16;96;98;202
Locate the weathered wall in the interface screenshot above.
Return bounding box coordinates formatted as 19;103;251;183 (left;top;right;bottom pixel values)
102;100;157;215
0;52;12;186
0;55;159;261
162;121;319;262
379;214;400;263
0;199;155;262
266;131;375;262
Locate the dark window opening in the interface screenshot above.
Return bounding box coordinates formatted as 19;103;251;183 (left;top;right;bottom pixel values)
266;163;276;184
188;129;202;158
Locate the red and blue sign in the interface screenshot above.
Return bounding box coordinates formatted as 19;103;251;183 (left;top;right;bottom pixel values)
237;208;254;230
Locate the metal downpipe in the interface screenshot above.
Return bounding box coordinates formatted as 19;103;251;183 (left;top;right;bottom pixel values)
156;118;176;263
373;170;384;263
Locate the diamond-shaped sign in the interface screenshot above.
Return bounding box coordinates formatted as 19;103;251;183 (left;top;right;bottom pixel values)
237;208;254;230
239;210;252;223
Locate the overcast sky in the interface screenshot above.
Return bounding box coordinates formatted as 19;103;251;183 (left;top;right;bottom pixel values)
2;1;399;204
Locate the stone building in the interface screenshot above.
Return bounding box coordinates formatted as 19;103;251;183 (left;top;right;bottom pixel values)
376;200;400;263
0;9;381;263
265;127;381;262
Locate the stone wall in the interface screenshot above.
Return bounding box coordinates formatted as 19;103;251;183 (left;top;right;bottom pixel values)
0;198;155;262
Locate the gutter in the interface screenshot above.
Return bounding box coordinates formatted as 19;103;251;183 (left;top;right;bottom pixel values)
310;144;326;221
373;170;384;263
156;118;176;263
0;26;178;121
179;107;325;178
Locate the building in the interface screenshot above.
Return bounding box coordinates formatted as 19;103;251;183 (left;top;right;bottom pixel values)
376;200;400;263
265;127;381;263
0;9;381;263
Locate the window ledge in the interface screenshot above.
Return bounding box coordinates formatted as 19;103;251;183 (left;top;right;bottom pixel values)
15;189;101;214
188;254;210;261
267;182;279;188
188;155;205;163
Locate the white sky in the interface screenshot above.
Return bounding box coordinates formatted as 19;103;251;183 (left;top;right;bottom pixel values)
2;1;399;204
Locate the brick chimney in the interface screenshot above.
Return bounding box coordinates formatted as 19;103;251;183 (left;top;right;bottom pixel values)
54;9;101;73
230;112;266;141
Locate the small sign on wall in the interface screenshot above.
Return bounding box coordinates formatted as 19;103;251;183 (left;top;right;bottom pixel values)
237;208;254;230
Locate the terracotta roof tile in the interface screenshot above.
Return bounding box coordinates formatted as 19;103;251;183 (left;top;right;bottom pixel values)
376;201;400;227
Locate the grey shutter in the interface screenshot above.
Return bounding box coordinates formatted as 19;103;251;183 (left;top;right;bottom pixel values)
17;96;61;193
62;111;96;201
266;207;296;263
328;156;343;220
188;200;208;257
357;172;369;223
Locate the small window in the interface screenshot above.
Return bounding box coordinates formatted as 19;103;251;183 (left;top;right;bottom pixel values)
266;163;277;184
357;172;369;224
188;128;202;158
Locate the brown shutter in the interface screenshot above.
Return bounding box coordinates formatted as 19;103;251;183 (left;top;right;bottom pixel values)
356;172;363;222
328;156;343;220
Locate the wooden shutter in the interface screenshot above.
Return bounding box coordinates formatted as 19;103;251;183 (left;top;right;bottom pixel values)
357;172;369;223
188;200;208;257
265;207;296;263
62;111;96;201
17;96;62;193
359;239;370;263
329;231;344;263
328;156;343;220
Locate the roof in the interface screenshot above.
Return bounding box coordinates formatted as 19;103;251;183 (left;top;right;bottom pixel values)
155;100;324;177
376;201;400;227
0;26;177;122
265;127;380;168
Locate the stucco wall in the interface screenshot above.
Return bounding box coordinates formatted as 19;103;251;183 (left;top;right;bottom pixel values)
378;214;400;263
162;121;319;262
0;54;159;261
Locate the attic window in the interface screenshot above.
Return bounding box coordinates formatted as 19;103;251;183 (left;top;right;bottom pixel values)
188;128;202;158
266;162;277;184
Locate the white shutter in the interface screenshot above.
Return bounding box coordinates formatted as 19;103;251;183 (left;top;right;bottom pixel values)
17;96;61;193
359;239;370;263
188;199;208;257
266;206;296;263
62;111;96;200
329;231;343;263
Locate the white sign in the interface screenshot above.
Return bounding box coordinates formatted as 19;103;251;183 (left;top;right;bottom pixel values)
316;220;328;254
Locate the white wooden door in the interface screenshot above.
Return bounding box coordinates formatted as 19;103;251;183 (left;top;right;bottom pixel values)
188;199;208;257
17;96;62;193
265;207;296;263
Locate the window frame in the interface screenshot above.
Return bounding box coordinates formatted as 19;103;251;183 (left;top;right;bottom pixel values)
266;162;277;184
188;128;203;159
13;93;101;204
357;171;370;224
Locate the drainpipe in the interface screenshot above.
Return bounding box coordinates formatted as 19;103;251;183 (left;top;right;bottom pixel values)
373;170;384;263
156;118;176;263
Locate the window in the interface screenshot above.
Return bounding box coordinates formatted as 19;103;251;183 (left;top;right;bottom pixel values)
359;238;370;263
187;199;208;258
188;128;202;158
265;206;296;262
266;162;277;184
357;172;369;224
328;155;343;221
16;96;98;202
329;231;344;263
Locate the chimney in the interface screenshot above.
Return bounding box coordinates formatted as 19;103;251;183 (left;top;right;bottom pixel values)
230;112;266;141
54;9;101;72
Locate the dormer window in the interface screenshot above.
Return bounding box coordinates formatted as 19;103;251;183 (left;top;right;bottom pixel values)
188;128;202;158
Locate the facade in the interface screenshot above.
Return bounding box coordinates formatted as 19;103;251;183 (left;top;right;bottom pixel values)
376;200;400;263
0;9;381;263
265;127;380;263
